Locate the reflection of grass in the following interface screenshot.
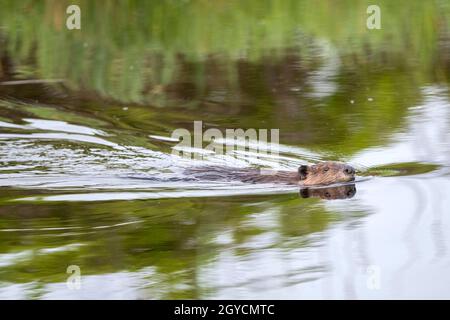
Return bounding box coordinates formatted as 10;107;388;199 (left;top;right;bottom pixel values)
0;0;446;156
0;193;354;298
0;99;107;127
0;0;448;104
0;0;447;156
363;162;440;177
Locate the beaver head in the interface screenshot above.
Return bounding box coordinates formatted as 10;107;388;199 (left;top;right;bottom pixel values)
298;161;355;186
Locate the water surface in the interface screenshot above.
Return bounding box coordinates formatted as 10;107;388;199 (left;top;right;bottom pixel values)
0;0;449;299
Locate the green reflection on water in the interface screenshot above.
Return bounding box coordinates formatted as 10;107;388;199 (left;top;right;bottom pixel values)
0;0;448;104
0;0;448;155
364;162;441;177
0;193;359;298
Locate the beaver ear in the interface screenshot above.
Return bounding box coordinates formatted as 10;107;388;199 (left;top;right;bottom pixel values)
298;165;308;180
299;188;310;198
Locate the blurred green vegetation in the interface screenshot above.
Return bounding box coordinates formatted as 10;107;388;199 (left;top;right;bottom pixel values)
0;0;448;155
0;0;448;104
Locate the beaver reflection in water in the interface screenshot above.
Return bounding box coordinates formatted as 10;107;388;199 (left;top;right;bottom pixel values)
300;184;356;200
186;161;355;186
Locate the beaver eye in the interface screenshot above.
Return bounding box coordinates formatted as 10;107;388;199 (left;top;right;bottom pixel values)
323;167;329;172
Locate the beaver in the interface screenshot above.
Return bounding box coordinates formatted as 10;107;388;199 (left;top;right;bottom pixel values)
185;161;355;186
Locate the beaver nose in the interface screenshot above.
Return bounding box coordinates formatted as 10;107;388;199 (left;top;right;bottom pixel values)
344;166;355;175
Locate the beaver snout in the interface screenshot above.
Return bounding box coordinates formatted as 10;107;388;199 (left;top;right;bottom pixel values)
343;165;355;181
343;165;355;175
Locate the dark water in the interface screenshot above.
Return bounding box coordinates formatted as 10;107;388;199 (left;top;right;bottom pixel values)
0;0;450;299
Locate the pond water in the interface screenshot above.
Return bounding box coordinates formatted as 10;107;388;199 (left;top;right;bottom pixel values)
0;0;450;299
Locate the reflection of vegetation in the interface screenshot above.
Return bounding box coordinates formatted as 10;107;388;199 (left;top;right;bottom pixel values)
0;0;448;104
363;162;441;177
0;193;360;298
0;0;448;155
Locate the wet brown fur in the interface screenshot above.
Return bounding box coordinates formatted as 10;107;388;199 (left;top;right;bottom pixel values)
185;161;355;186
